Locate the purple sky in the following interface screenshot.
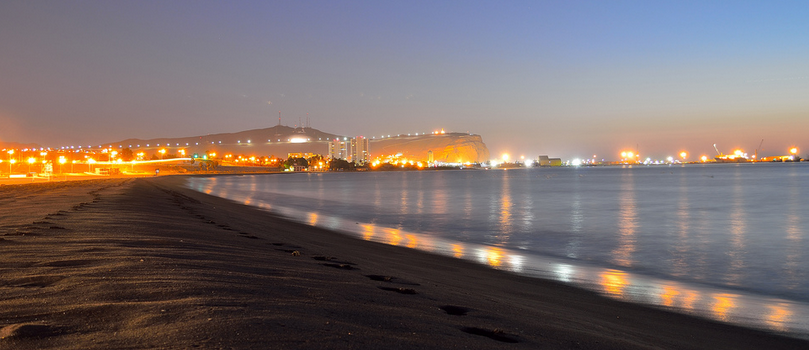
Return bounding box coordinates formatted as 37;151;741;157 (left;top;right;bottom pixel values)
1;0;807;160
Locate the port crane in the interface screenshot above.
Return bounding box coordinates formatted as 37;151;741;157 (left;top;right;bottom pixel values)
754;139;764;160
713;144;723;156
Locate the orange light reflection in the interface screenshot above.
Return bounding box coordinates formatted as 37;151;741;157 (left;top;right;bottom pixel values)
386;229;402;246
451;244;464;258
600;270;628;297
361;224;375;241
485;247;503;267
711;293;737;321
766;303;793;332
660;286;680;307
405;234;418;249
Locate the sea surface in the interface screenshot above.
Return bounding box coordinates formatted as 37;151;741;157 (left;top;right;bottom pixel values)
185;163;809;338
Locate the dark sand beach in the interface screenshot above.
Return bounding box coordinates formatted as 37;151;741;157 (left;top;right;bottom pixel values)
1;176;807;349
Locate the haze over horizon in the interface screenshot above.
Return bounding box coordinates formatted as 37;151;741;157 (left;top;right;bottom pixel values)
1;1;807;160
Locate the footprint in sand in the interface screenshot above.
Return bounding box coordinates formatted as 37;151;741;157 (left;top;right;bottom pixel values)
366;274;393;282
460;327;518;343
323;263;356;270
439;305;471;316
0;323;60;339
365;275;420;286
378;286;418;294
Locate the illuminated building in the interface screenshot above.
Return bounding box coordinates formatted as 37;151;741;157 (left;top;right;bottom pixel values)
287;152;316;159
537;155;562;167
329;137;370;164
350;136;370;164
329;138;350;161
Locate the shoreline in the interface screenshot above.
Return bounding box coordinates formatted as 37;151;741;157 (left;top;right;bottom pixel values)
1;177;807;349
191;172;809;337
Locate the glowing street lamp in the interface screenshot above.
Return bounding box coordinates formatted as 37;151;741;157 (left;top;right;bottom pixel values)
790;147;799;155
59;156;66;174
680;151;688;160
6;150;14;177
159;149;166;159
27;157;36;173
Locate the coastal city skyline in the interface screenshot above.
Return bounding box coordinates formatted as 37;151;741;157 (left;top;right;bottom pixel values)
2;1;807;160
3;2;809;345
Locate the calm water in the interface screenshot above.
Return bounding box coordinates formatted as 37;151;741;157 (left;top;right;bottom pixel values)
186;163;809;338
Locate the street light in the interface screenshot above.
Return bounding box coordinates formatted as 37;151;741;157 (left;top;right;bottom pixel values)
28;157;36;174
159;149;166;159
59;156;66;174
6;150;13;178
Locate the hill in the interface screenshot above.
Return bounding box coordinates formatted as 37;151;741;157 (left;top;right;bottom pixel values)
105;127;490;163
370;133;489;163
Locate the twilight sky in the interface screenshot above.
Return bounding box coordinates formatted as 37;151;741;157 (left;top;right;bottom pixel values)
1;0;807;160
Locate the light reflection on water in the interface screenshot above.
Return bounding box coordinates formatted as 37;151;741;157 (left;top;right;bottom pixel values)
185;165;809;339
613;171;637;267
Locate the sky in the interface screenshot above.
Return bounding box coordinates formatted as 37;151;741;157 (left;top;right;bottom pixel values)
1;0;808;160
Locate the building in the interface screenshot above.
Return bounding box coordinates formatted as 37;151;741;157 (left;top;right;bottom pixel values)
350;137;370;164
287;152;316;159
329;138;350;161
538;155;563;167
329;137;370;164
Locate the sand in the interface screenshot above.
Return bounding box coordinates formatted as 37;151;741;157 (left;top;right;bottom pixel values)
1;176;807;349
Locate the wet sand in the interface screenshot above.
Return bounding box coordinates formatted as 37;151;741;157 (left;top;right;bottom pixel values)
1;177;807;349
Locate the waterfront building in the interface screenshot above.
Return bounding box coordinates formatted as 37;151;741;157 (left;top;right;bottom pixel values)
328;138;351;161
350;137;370;164
538;155;563;167
329;137;370;164
287;152;316;159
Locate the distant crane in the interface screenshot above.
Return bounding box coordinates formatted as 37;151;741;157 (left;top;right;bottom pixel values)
713;144;723;156
754;139;764;160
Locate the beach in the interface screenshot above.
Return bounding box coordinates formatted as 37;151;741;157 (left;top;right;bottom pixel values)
1;176;806;349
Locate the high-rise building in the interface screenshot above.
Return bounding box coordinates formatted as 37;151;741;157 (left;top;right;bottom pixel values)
329;136;369;164
328;138;350;161
350;136;369;164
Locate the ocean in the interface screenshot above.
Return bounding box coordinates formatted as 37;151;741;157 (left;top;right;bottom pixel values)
185;163;809;338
